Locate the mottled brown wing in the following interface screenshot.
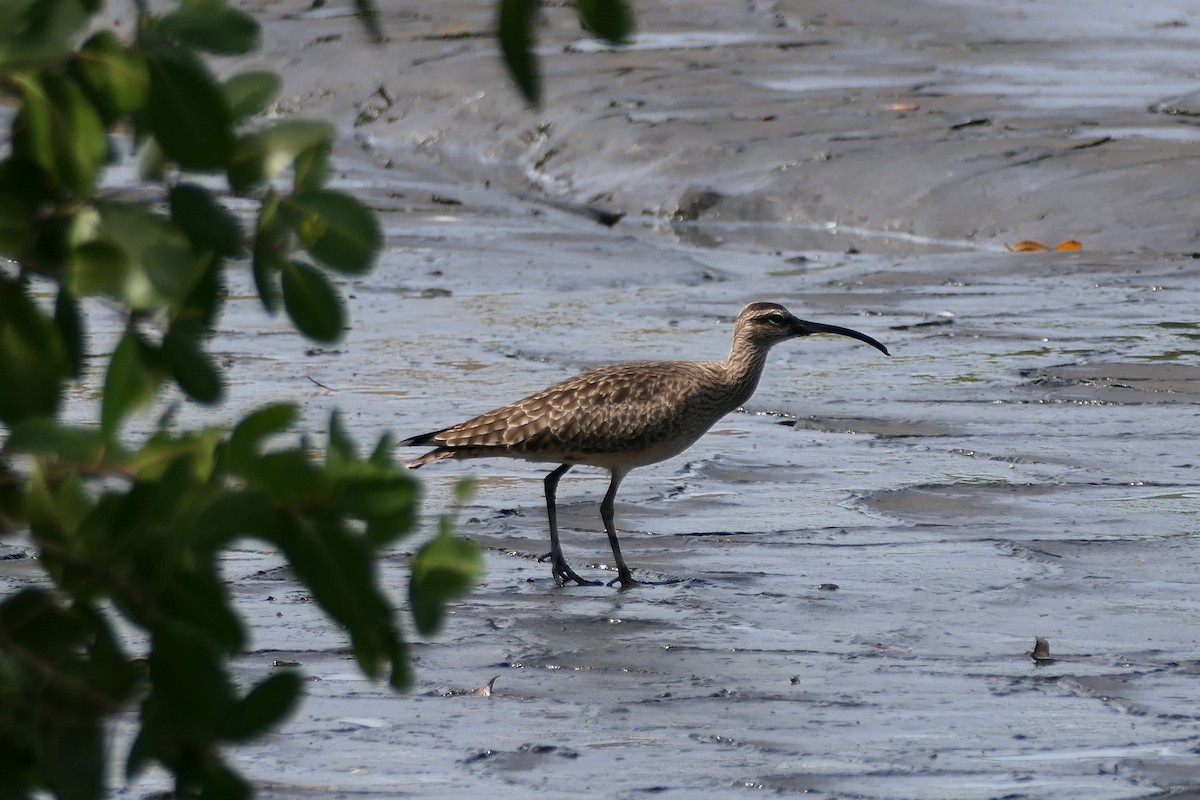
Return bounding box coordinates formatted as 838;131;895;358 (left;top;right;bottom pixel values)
402;360;728;464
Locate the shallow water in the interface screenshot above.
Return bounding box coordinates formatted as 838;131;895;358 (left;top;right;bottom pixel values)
4;0;1200;797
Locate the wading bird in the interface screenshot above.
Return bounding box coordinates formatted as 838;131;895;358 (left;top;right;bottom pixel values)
401;302;889;588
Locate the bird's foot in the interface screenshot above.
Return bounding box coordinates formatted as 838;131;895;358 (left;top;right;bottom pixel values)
606;571;683;589
537;552;552;563
607;569;639;590
552;559;601;587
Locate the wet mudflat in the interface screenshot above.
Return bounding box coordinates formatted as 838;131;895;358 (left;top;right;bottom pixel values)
5;0;1200;797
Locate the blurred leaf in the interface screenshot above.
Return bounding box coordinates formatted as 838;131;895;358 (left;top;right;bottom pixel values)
177;250;224;330
272;516;400;682
228;119;335;193
145;47;235;170
0;590;136;800
369;432;396;467
96;201;205;308
281;260;344;342
6;419;105;463
54;287;85;377
252;190;285;313
281;189;382;275
0;183;35;254
223;672;302;741
0;276;67;425
225;403;296;473
293;142;331;194
326;410;356;472
137;137;166;181
155;0;259;55
0;0;90;72
140;622;233;743
249;450;328;501
159;565;243;652
453;476;476;505
163;325;223;404
72;30;150;123
169;183;244;257
195;760;251;800
409;530;482;636
12;71;108;195
498;0;541;106
38;711;105;800
223;69;280;122
339;475;419;546
576;0;635;44
101;328;163;441
65;239;128;299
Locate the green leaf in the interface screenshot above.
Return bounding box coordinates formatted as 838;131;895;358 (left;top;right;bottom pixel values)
369;432;396;467
0;182;35;255
293;142;331;194
0;0;90;72
576;0;635;44
144;47;235;170
156;0;260;55
169;183;244;258
190;491;276;552
0;276;67;425
223;70;280;122
338;475;419;546
326;410;356;473
12;71;108;195
95;201;205;309
163;325;223;404
54;287;85;377
249;450;328;501
409;530;482;636
142;622;234;741
159;566;243;652
280;189;382;275
65;239;126;299
251;190;285;313
271;516;400;682
177;249;224;330
40;722;105;800
101;328;163;440
228;119;335;193
72;30;150;123
225;403;296;473
453;476;476;505
281;260;344;342
223;672;302;741
498;0;541;107
6;419;105;463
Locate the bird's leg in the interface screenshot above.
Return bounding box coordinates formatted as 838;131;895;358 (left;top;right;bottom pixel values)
544;464;600;587
600;469;639;588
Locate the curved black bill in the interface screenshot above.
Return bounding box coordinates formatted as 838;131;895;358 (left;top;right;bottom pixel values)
794;319;890;355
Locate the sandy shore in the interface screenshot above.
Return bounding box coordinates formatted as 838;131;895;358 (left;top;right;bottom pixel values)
4;0;1199;796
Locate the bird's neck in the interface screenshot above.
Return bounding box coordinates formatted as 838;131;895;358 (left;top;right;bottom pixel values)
722;335;772;405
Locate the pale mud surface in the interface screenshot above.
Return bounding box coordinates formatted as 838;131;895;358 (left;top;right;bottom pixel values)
6;0;1200;797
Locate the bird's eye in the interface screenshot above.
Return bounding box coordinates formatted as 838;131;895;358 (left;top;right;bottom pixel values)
765;313;787;325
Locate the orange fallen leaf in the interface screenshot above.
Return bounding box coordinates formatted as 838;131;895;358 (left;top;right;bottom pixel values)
1005;239;1083;252
884;102;920;112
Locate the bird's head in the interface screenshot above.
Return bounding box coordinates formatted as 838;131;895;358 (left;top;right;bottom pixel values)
736;302;890;355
